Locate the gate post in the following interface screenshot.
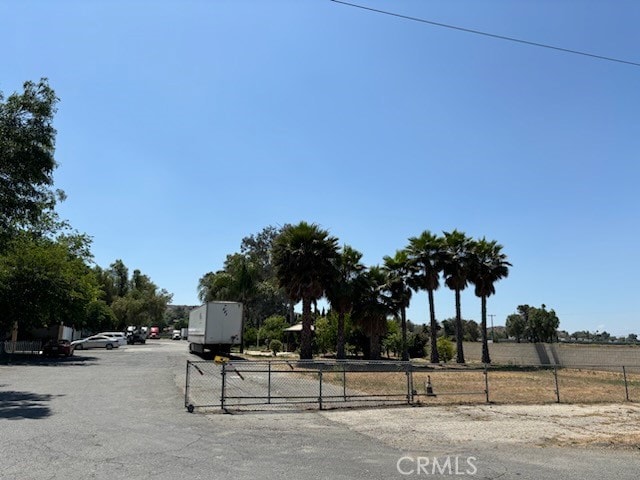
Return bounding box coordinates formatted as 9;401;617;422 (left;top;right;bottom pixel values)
318;364;324;410
185;361;191;408
268;361;272;404
221;362;227;410
406;363;413;404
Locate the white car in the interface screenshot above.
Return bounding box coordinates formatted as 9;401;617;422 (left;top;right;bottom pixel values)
71;335;120;350
97;332;127;346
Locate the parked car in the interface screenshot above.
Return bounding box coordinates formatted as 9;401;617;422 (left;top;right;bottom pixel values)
172;330;181;340
42;339;74;357
71;335;120;350
97;332;127;346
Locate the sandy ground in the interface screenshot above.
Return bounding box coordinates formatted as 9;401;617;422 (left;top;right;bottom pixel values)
320;403;640;451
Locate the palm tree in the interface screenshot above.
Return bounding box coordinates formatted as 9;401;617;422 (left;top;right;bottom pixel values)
351;266;389;360
271;222;339;360
442;230;473;364
468;238;511;364
326;245;365;359
406;231;445;364
382;250;413;361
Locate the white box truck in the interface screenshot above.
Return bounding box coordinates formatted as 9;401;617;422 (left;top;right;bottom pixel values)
188;301;242;355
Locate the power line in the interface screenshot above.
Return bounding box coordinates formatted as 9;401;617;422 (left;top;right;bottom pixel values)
330;0;640;68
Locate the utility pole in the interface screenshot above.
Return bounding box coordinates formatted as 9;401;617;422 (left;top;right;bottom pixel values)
488;314;496;342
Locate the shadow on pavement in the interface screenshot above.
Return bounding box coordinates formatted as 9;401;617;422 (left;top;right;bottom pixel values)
0;390;61;420
0;354;99;367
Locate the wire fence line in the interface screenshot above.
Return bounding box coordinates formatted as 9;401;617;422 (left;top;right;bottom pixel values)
184;360;640;412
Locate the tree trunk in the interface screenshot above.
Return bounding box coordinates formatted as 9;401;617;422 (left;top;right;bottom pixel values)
481;295;491;364
455;289;465;364
300;298;313;360
401;307;409;361
336;311;346;359
370;332;381;360
288;302;295;324
428;289;439;364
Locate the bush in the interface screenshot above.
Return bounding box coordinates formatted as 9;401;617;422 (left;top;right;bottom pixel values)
269;339;283;356
243;326;258;347
436;337;455;363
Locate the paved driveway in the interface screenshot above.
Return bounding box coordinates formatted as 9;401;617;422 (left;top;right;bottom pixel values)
1;341;638;479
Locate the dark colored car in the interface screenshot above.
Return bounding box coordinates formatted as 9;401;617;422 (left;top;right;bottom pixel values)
42;339;75;357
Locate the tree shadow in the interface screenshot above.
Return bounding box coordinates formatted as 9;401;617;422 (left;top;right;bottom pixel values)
0;390;60;420
0;354;99;367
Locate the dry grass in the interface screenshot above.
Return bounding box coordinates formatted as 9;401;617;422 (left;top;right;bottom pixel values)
323;367;640;405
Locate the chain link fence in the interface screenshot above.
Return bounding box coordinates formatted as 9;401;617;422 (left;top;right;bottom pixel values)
184;360;640;412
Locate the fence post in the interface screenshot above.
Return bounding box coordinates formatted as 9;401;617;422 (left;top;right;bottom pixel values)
553;364;560;403
221;362;227;411
342;364;347;402
406;363;413;404
623;366;630;402
185;361;190;408
268;361;272;404
484;365;490;403
318;364;324;410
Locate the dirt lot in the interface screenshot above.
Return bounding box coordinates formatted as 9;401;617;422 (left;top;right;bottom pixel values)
322;403;640;451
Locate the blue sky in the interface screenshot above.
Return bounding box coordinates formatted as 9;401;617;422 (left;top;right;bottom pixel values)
3;0;639;335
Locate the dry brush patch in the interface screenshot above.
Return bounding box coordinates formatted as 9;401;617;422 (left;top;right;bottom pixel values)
326;366;640;405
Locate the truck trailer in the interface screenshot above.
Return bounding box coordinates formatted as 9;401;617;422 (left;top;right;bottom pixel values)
188;301;242;355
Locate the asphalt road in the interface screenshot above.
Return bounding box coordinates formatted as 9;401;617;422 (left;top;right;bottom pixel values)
1;341;638;479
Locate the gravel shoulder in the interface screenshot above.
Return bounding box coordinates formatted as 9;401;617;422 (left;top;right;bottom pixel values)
320;403;640;451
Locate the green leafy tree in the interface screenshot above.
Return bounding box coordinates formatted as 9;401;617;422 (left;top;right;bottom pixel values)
0;79;60;244
382;250;413;361
173;318;189;330
199;226;290;334
408;324;429;359
436;336;455;363
325;245;365;359
526;304;560;343
440;318;456;338
240;225;283;280
258;315;287;345
0;234;100;335
406;231;445;363
198;271;234;302
463;319;480;342
243;326;258;347
468;238;511;363
508;304;560;343
383;320;403;358
109;260;130;298
269;339;283;356
104;261;172;329
272;222;339;359
164;305;191;326
505;313;526;342
85;299;118;333
314;316;335;354
442;230;473;364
